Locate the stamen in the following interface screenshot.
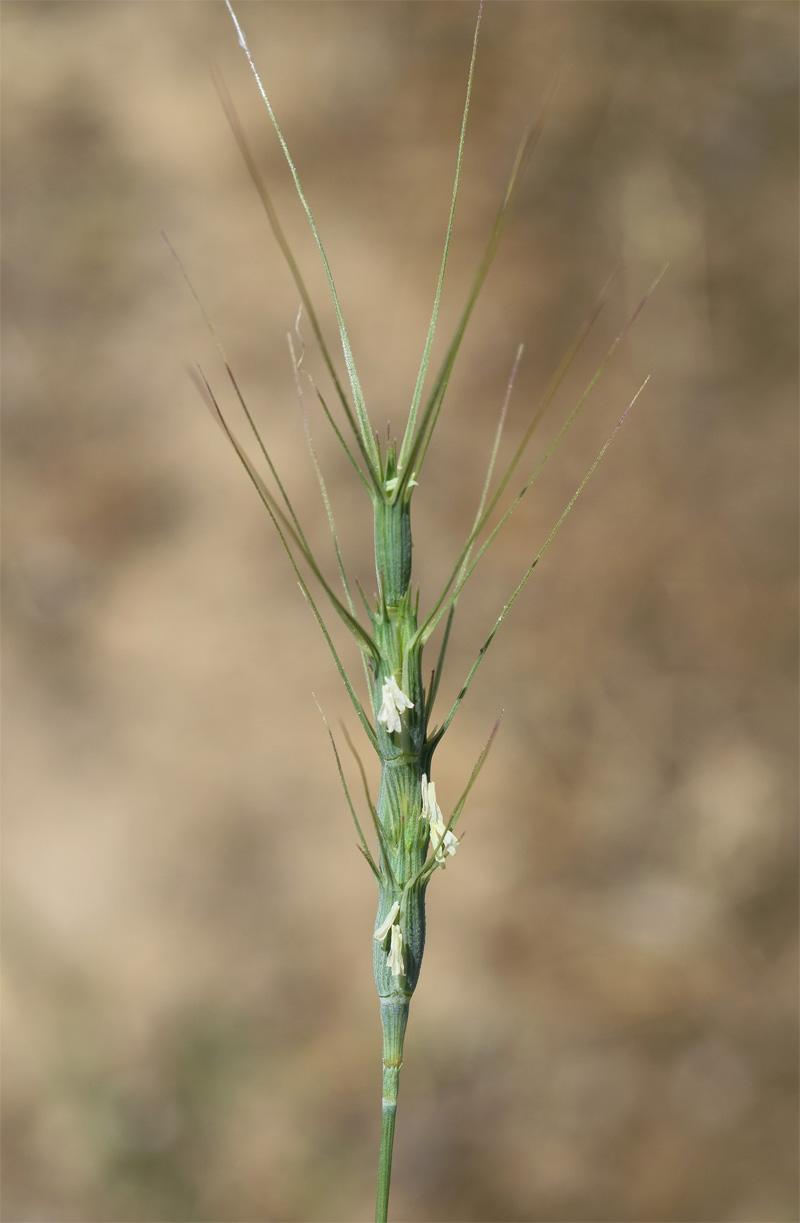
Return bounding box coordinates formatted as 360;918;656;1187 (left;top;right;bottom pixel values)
374;902;400;942
387;924;405;977
377;676;414;735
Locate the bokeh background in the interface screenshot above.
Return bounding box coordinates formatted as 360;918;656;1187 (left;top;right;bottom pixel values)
2;3;797;1221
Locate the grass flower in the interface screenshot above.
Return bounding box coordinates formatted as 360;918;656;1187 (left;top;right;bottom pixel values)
387;925;405;979
178;4;664;1218
373;902;400;944
377;676;414;736
422;774;460;868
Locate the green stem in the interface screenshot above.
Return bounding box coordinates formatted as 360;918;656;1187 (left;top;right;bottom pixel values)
376;998;409;1223
376;1066;399;1223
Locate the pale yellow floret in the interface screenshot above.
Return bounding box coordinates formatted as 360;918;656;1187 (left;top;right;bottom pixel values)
421;773;460;867
377;676;414;735
429;819;460;866
374;901;400;942
384;472;418;494
420;774;441;822
387;923;405;977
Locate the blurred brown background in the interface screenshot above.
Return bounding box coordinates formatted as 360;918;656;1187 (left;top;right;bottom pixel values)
2;3;797;1221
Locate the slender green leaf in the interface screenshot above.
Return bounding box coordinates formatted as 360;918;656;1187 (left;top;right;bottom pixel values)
226;0;381;479
214;73;373;472
165;231;320;554
309;380;373;496
396;1;483;480
418;268;665;644
417;713;502;883
314;698;382;881
289;333;373;697
397;98;552;496
424;603;456;725
431;376;651;743
341;723;398;892
458;341;523;587
192;367;381;750
289;334;353;607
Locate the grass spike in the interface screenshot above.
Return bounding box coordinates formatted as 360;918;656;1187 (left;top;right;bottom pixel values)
206;13;663;1220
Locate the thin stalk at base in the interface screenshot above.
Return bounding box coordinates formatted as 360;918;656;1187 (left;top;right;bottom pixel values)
376;1063;399;1223
376;997;409;1222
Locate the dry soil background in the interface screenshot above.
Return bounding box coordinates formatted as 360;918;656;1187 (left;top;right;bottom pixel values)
2;3;798;1222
